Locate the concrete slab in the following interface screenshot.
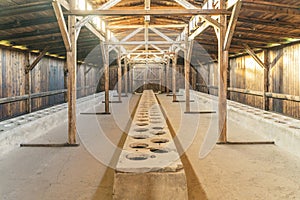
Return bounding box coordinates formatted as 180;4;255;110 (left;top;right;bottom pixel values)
113;90;188;200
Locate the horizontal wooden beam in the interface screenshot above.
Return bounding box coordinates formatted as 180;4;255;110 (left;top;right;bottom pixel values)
108;24;186;29
106;41;183;45
266;92;300;102
67;9;231;16
228;87;264;96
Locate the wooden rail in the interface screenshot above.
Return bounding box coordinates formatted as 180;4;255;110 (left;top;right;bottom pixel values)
0;86;97;105
198;85;300;102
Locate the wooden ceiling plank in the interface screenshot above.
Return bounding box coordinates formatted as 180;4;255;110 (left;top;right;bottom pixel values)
0;1;52;17
0;17;58;31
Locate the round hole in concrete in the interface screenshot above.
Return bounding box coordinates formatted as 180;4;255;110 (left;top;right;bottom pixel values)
134;128;149;132
151;138;169;144
132;135;149;139
150;120;162;124
151;130;167;135
126;153;149;161
0;129;4;132
264;117;272;119
4;123;14;127
130;142;149;148
274;120;286;124
137;118;149;122
150;148;169;153
150;117;161;120
152;126;164;130
136;122;149;127
150;113;160;116
289;125;300;129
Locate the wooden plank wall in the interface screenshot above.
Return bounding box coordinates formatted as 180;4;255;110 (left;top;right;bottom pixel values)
197;42;300;119
230;52;264;109
0;47;100;121
269;44;300;118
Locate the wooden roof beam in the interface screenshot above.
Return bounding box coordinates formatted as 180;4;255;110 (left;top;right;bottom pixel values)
68;9;231;16
85;22;105;41
53;0;71;51
224;0;242;51
243;44;266;69
108;24;186;29
76;0;122;29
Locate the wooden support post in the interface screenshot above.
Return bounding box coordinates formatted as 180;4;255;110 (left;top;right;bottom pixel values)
67;0;77;144
166;58;170;94
184;27;190;112
218;0;228;143
129;64;132;93
63;62;68;102
104;28;110;113
172;54;178;102
124;58;128;95
84;64;87;96
263;50;270;111
25;52;32;113
117;46;122;102
159;65;162;92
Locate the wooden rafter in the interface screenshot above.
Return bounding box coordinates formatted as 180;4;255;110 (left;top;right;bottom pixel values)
52;0;71;51
243;44;266;69
224;0;242;51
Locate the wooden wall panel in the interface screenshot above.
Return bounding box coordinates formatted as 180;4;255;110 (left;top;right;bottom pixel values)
0;47;100;121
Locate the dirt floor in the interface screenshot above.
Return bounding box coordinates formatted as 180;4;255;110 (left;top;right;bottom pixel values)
1;93;300;199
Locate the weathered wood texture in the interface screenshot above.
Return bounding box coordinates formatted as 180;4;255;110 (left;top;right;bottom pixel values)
0;47;99;121
198;42;300;119
229;52;264;109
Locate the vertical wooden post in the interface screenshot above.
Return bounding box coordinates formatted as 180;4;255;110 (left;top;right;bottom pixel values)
67;0;77;144
124;58;128;96
84;64;87;97
129;63;132;93
184;26;190;112
104;27;110;113
172;53;178;102
25;52;32;113
117;46;122;102
143;65;147;91
63;62;68;102
263;49;269;111
159;65;162;92
218;0;228;143
166;58;170;94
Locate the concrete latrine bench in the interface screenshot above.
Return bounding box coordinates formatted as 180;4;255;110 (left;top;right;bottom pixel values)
113;90;188;200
